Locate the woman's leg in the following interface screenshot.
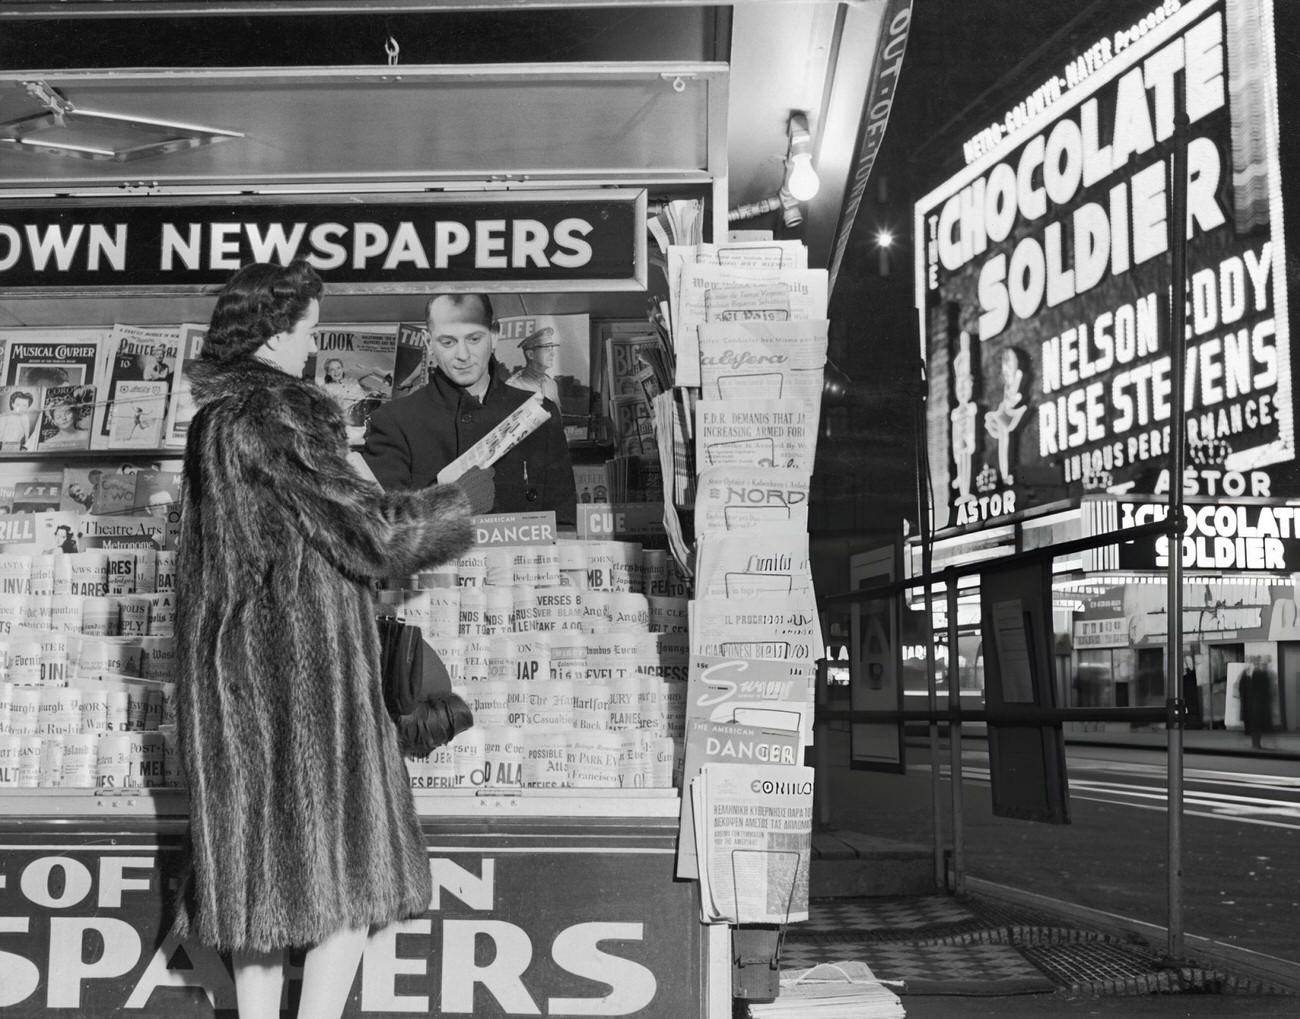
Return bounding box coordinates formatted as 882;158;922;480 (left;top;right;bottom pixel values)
295;925;369;1019
232;948;286;1019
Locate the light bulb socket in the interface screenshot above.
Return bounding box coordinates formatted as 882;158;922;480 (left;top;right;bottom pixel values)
788;114;813;158
778;186;804;228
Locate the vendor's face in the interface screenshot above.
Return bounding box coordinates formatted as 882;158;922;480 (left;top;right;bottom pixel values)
428;297;495;389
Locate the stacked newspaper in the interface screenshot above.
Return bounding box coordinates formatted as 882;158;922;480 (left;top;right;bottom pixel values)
750;962;906;1018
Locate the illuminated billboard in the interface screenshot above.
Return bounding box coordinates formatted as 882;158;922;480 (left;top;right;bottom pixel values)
915;0;1290;532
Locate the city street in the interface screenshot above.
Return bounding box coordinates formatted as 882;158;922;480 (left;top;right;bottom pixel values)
822;729;1300;964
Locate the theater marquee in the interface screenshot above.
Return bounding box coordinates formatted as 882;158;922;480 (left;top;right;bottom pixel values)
914;0;1292;532
1116;499;1300;571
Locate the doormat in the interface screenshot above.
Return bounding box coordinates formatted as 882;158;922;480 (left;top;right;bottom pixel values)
781;896;1055;995
780;895;1300;998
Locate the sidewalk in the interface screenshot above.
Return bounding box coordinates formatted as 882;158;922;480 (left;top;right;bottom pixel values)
764;890;1300;1018
900;992;1300;1016
786;727;1300;1016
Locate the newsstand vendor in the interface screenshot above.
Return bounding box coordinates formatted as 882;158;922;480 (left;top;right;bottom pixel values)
363;292;578;527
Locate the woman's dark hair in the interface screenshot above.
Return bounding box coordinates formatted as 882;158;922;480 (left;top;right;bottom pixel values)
204;259;323;362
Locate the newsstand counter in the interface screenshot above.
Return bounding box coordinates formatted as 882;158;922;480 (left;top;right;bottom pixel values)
0;788;729;1018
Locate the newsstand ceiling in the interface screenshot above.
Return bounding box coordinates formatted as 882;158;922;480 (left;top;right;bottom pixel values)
0;0;890;327
0;66;724;185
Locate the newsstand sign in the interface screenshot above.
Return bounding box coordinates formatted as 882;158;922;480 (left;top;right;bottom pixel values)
0;831;703;1017
0;190;647;293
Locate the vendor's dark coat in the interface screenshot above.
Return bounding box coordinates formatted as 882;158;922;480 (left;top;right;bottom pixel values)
362;360;578;526
171;357;475;952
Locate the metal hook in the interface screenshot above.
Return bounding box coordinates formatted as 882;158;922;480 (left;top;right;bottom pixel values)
385;36;400;67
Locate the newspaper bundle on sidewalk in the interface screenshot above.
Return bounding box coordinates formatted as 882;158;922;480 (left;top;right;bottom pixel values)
750;961;906;1018
435;391;551;484
691;762;813;924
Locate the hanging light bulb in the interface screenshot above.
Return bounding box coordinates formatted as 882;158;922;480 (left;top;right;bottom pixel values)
785;112;820;202
786;152;819;202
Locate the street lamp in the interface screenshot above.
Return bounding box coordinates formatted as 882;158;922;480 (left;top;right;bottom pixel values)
875;228;894;275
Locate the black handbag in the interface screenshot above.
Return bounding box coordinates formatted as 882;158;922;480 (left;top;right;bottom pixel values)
377;616;474;758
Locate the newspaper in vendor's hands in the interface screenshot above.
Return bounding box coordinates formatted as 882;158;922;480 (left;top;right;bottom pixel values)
436;391;550;484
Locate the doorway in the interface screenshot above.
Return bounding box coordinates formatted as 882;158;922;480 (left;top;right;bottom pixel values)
1207;643;1245;729
1277;642;1299;732
1134;647;1164;707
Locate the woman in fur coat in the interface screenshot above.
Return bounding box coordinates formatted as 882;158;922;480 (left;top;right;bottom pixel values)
171;260;494;1019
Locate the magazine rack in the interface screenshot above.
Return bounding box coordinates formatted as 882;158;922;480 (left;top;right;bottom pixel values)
728;848;802;1002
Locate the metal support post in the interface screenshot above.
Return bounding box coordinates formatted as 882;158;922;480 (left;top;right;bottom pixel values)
1165;97;1190;962
946;575;965;894
916;403;944;890
924;582;943;890
814;656;832;829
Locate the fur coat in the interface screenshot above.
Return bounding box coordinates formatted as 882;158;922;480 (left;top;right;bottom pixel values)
170;356;475;952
